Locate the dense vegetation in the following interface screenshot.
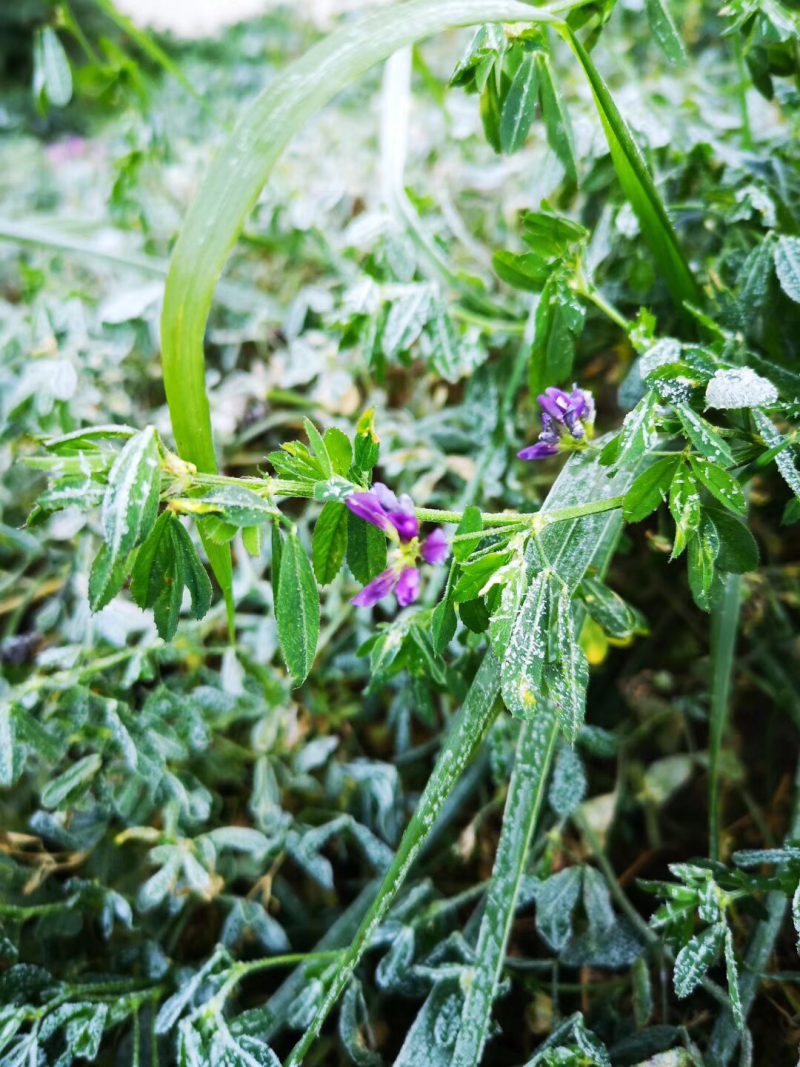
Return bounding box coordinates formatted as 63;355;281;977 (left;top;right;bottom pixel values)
1;1;800;1064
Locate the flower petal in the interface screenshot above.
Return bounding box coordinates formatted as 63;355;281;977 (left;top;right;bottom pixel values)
538;388;570;422
373;482;399;511
387;510;419;542
346;491;392;534
395;567;420;607
517;441;559;461
351;567;398;608
421;527;449;565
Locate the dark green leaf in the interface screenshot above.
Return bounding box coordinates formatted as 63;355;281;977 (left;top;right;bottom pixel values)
276;532;320;686
623;454;681;521
313;503;349;586
347;510;387;584
500;50;539;154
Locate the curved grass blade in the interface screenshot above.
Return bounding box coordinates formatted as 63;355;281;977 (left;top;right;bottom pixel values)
566;29;700;311
160;0;567;620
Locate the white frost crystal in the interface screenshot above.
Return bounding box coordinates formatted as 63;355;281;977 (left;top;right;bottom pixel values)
704;367;778;410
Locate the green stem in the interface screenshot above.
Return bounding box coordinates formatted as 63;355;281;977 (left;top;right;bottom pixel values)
708;574;742;862
576;281;630;333
450;304;527;335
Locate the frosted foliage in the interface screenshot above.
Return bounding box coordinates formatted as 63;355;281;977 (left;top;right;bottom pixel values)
705;368;778;410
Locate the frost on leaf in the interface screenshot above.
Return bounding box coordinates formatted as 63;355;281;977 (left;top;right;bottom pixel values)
704;368;778;410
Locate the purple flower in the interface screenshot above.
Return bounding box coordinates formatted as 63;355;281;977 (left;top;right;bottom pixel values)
345;484;449;609
517;441;559;461
421;527;448;565
518;384;595;461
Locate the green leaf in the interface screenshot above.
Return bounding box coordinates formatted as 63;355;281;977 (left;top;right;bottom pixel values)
689;456;746;515
453;550;511;603
492;249;550;291
707;508;758;574
276;531;320;686
580;577;647;638
674;923;724;998
383;285;431;356
723;927;745;1033
89;542;135;613
521;210;587;258
131;511;211;640
549;740;587;817
90;427;162;611
41;754;102;810
644;0;686;65
312;503;349;586
431;565;458;656
33;27;73;110
488;555;528;660
242;525;263;557
528;273;585;399
353;408;380;473
0;705;22;788
303;419;333;480
567;29;699;310
623;454;681;521
535;866;582;951
601;391;659;471
687;513;721;611
501;569;550;719
536;52;577;185
774;235;800;303
544;576;589;741
737;238;774;312
479;72;503;153
754;410;800;499
500;50;539;153
459;597;490;633
675;404;735;466
323;428;353;477
449;23;505;89
347;510;387;585
453;506;483;562
669;462;701;558
271;524;283;591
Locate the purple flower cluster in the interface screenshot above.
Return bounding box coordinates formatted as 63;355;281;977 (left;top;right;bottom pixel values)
346;483;448;609
517;385;596;461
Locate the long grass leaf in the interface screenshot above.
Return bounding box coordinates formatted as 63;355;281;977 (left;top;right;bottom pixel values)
451;444;639;1064
160;0;565;611
566;30;700;310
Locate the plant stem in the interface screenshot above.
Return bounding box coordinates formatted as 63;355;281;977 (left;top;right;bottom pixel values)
708;574;742;862
450;305;527;334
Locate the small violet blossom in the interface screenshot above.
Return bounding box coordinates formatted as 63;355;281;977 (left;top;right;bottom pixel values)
517;385;596;461
346;483;449;609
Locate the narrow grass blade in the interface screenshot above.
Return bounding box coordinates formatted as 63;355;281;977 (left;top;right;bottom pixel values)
708;573;741;862
160;0;564;612
566;29;700;311
451;709;559;1066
